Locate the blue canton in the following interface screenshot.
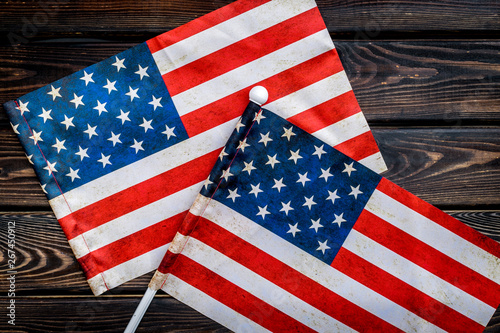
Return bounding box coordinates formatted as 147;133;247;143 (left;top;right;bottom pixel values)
8;42;187;199
210;105;382;264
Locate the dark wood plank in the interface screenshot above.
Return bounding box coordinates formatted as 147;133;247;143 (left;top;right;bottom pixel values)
1;211;498;293
1;0;499;41
1;126;499;209
1;41;499;126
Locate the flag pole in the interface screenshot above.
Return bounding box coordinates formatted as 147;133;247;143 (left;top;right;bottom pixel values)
124;287;157;333
123;86;268;333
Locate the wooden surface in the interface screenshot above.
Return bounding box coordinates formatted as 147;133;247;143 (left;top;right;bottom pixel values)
0;0;499;332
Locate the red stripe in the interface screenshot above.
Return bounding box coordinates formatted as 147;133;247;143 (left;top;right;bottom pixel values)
79;211;185;280
146;0;272;53
377;177;500;258
354;209;500;308
163;7;326;95
333;129;381;161
333;247;485;333
287;90;360;133
185;217;401;332
171;255;316;332
180;50;344;137
59;149;220;240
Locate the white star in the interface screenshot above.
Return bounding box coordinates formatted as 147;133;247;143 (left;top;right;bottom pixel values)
319;167;333;182
316;239;331;254
43;160;57;175
235;118;245;133
135;65;149;80
80;71;94;86
218;147;229;161
130;139;144;153
297;172;310;187
203;176;213;190
237;138;250;152
288;149;303;164
10;123;20;134
47;85;62;100
70;93;84;109
280;201;294;216
343;162;357;177
117;110;130;124
287;223;301;237
256;205;271;220
139;118;153;132
242;160;257;175
66;167;80;182
61;115;75;130
312;144;327;159
272;178;286;192
249;183;263;198
333;213;346;227
52;138;66;153
303;196;317;210
16;100;30;115
40;183;47;194
162;125;176;139
227;188;241;203
326;189;341;205
310;218;323;233
97;153;112;168
38;107;53;123
253;111;266;124
112;56;126;72
29;129;43;144
282;126;296;141
125;86;140;101
266;154;280;169
149;95;162;110
25;154;34;165
258;132;273;146
107;132;122;146
349;185;363;199
103;79;117;94
75;146;89;161
93;100;108;115
83;124;98;139
221;168;233;182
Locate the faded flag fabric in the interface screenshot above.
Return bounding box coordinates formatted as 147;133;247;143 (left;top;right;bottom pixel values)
3;0;385;295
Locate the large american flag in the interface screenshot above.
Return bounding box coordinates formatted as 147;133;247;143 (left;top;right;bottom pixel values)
3;0;386;295
152;101;500;332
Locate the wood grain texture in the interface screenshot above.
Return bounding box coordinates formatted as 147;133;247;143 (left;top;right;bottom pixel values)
0;127;498;209
1;211;499;293
1;41;499;126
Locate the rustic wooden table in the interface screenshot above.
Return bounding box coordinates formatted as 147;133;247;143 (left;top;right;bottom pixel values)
1;0;499;332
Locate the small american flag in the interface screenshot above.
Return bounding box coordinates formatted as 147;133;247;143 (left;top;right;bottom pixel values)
153;101;500;332
3;0;386;295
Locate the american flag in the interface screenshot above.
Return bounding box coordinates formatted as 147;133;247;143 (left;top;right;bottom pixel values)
152;101;500;332
3;0;386;295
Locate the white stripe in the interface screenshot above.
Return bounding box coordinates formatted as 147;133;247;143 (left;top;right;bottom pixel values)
366;189;500;285
198;197;442;332
68;182;201;258
168;232;191;254
164;275;271;333
172;29;334;116
265;71;352;119
343;229;494;326
359;151;387;174
181;237;356;333
49;118;237;219
312;112;370;147
87;243;169;296
153;0;317;75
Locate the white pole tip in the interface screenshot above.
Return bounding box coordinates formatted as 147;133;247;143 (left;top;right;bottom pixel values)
249;86;268;105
